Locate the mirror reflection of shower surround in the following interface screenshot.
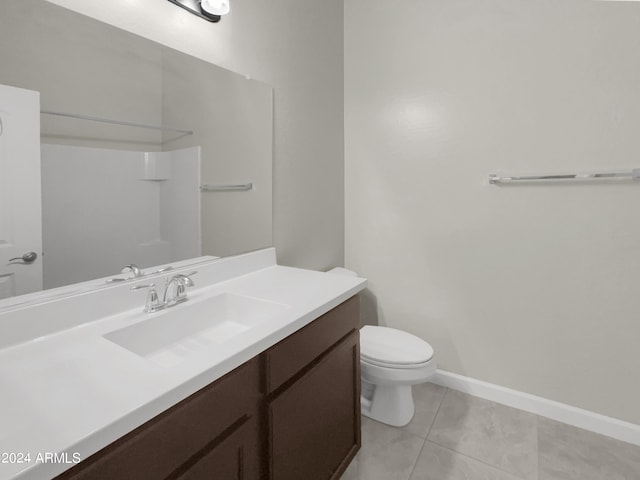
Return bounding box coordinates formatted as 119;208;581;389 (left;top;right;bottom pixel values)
41;144;202;289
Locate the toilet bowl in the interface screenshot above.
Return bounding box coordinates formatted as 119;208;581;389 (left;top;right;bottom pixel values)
326;267;436;427
360;326;436;426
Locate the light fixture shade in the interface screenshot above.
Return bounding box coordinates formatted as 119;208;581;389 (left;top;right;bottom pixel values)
201;0;230;16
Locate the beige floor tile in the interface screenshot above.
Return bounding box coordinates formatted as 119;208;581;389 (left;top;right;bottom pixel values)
340;457;359;480
402;382;446;439
538;416;640;480
354;417;426;480
409;441;526;480
427;389;538;480
345;389;640;480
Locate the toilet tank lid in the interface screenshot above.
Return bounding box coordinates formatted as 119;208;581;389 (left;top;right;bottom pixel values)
360;326;434;365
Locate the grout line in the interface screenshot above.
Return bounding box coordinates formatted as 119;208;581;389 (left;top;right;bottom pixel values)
407;386;448;480
425;385;447;440
423;440;529;480
407;387;448;480
426;389;535;479
536;415;541;480
406;434;428;480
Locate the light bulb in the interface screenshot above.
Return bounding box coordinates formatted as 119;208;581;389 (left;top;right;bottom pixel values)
201;0;230;16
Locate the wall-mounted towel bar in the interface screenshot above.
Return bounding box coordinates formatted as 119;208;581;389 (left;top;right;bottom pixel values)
489;169;640;184
200;183;253;192
41;110;193;135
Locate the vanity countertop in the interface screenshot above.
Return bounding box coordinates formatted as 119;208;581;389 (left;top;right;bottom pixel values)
0;248;366;480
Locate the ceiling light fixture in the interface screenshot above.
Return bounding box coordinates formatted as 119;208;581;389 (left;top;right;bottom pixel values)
167;0;230;23
201;0;230;16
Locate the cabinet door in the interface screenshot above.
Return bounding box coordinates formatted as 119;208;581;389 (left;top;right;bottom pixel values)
268;331;360;480
176;418;258;480
55;359;261;480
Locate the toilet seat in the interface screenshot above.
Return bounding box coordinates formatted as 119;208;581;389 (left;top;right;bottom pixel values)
360;326;434;367
361;356;433;369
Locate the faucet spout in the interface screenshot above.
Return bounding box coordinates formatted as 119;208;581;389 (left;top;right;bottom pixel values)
162;272;197;307
121;264;143;278
130;271;197;313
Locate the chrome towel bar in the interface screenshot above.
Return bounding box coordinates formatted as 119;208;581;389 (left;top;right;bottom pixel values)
489;169;640;184
200;183;253;192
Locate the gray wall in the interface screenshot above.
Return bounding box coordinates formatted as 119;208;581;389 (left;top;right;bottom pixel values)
0;0;164;150
46;0;345;270
345;0;640;425
161;48;272;258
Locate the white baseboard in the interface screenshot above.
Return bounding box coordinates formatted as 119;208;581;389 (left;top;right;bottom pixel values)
432;369;640;447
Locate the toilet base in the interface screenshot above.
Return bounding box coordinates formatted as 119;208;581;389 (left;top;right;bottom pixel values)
361;382;415;427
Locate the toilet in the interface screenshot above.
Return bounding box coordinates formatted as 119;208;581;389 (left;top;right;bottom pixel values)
327;268;436;427
360;325;436;426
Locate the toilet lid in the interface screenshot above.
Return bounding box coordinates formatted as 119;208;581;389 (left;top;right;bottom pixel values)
360;326;434;366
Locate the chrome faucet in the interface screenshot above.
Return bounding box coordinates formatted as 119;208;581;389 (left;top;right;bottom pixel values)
163;273;197;307
131;282;163;313
130;271;197;313
121;264;143;278
107;264;174;284
105;264;145;283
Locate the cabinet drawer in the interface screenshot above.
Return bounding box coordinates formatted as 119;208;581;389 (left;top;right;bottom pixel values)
56;358;260;480
265;295;360;393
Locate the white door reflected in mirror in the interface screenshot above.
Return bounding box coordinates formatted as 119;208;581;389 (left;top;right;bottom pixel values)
0;84;43;298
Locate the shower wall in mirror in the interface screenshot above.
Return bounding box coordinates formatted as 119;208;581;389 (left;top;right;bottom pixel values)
0;0;273;296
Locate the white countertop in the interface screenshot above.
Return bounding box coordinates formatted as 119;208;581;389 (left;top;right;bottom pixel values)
0;248;366;480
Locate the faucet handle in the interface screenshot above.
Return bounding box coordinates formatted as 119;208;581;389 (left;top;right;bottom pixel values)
181;271;198;286
131;283;163;313
149;265;173;275
121;264;143;278
131;283;155;291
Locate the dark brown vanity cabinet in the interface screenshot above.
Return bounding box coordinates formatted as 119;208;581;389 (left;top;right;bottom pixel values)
55;295;360;480
265;296;361;480
175;418;257;480
55;359;262;480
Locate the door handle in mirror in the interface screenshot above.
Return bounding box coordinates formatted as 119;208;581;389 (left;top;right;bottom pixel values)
8;252;38;264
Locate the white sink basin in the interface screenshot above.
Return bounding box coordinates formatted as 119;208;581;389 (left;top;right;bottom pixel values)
103;293;289;367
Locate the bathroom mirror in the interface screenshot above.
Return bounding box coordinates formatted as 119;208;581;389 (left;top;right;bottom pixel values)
0;0;273;299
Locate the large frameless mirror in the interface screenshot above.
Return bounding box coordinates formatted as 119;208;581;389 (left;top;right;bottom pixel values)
0;0;273;302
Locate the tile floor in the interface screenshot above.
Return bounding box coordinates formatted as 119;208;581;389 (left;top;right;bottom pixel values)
341;383;640;480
